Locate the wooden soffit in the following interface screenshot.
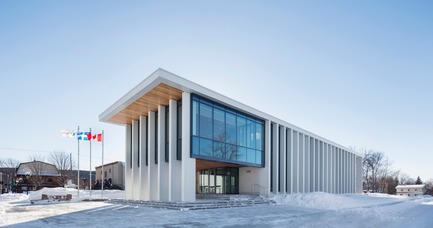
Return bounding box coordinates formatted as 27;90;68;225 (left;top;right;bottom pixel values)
108;83;183;124
196;159;244;172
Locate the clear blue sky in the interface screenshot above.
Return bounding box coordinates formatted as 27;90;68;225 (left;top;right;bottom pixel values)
1;1;432;181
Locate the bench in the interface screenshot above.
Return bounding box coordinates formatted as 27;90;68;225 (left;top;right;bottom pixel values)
41;194;72;201
30;194;73;204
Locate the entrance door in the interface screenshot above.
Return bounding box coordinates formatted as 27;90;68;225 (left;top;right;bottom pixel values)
199;167;239;194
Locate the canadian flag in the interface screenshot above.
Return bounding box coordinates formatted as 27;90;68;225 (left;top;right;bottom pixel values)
87;133;102;142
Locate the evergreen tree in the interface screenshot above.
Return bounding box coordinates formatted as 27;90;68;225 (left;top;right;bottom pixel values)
415;176;423;184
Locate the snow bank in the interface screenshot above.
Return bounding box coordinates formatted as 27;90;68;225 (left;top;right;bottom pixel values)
0;188;125;203
272;192;360;210
272;192;433;211
0;192;29;202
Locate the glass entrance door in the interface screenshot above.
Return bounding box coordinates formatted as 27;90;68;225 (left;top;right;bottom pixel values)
199;167;239;194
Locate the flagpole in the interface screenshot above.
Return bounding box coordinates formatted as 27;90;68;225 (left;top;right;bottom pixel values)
101;130;104;199
89;128;92;197
77;126;80;198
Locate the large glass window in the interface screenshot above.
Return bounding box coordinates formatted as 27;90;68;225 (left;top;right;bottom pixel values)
191;95;265;167
199;103;212;139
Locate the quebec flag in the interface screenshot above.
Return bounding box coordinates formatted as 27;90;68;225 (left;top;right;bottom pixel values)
77;132;90;140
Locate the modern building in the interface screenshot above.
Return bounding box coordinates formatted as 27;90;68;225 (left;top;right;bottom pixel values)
396;185;426;196
100;68;363;202
95;161;125;189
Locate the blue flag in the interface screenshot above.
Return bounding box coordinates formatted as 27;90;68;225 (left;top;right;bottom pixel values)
77;132;90;140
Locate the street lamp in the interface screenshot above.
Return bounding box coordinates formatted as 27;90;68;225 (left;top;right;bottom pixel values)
25;171;32;195
16;178;22;193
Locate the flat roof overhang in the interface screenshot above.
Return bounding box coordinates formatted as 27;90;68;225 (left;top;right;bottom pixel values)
106;83;182;124
99;69;188;125
99;68;361;157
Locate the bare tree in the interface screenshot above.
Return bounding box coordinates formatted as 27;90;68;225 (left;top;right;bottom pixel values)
29;155;45;163
399;172;412;185
27;161;49;189
0;158;20;192
50;151;75;185
425;179;433;196
362;150;384;192
377;158;398;193
0;158;20;168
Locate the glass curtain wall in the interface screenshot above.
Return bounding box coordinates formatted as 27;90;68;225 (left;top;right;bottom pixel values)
191;95;264;167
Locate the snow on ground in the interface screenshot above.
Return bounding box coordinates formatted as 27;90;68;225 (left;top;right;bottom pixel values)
1;188;433;227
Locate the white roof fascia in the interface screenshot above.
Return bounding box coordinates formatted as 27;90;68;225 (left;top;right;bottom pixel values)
99;68;164;124
100;68;361;157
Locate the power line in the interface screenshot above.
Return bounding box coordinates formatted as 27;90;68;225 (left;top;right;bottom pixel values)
0;146;119;161
0;146;53;153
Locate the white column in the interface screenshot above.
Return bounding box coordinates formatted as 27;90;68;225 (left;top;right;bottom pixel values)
299;133;304;193
272;123;279;193
335;147;338;194
347;151;350;193
292;131;298;193
348;153;352;193
304;135;310;193
148;111;158;200
125;124;132;199
334;146;337;194
262;120;271;195
324;143;328;193
350;152;352;193
279;126;286;193
327;144;330;193
330;146;334;194
353;154;356;193
315;139;319;191
312;138;316;191
336;148;340;194
181;92;195;202
286;129;292;194
319;141;325;192
139;116;149;200
338;148;343;194
345;151;348;193
158;105;169;201
310;137;314;192
168;99;181;201
131;120;140;200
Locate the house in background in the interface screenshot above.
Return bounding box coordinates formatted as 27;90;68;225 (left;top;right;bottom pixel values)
0;168;16;193
95;161;125;190
15;161;62;193
395;184;426;196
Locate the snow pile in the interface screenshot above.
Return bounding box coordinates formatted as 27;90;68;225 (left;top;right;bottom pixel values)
0;188;125;203
0;192;29;202
272;192;356;210
272;192;433;212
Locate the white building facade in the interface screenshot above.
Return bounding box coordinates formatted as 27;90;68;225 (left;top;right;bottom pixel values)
396;185;426;196
100;68;363;202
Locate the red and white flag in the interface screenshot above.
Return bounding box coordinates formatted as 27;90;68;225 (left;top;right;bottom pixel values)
87;133;102;142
